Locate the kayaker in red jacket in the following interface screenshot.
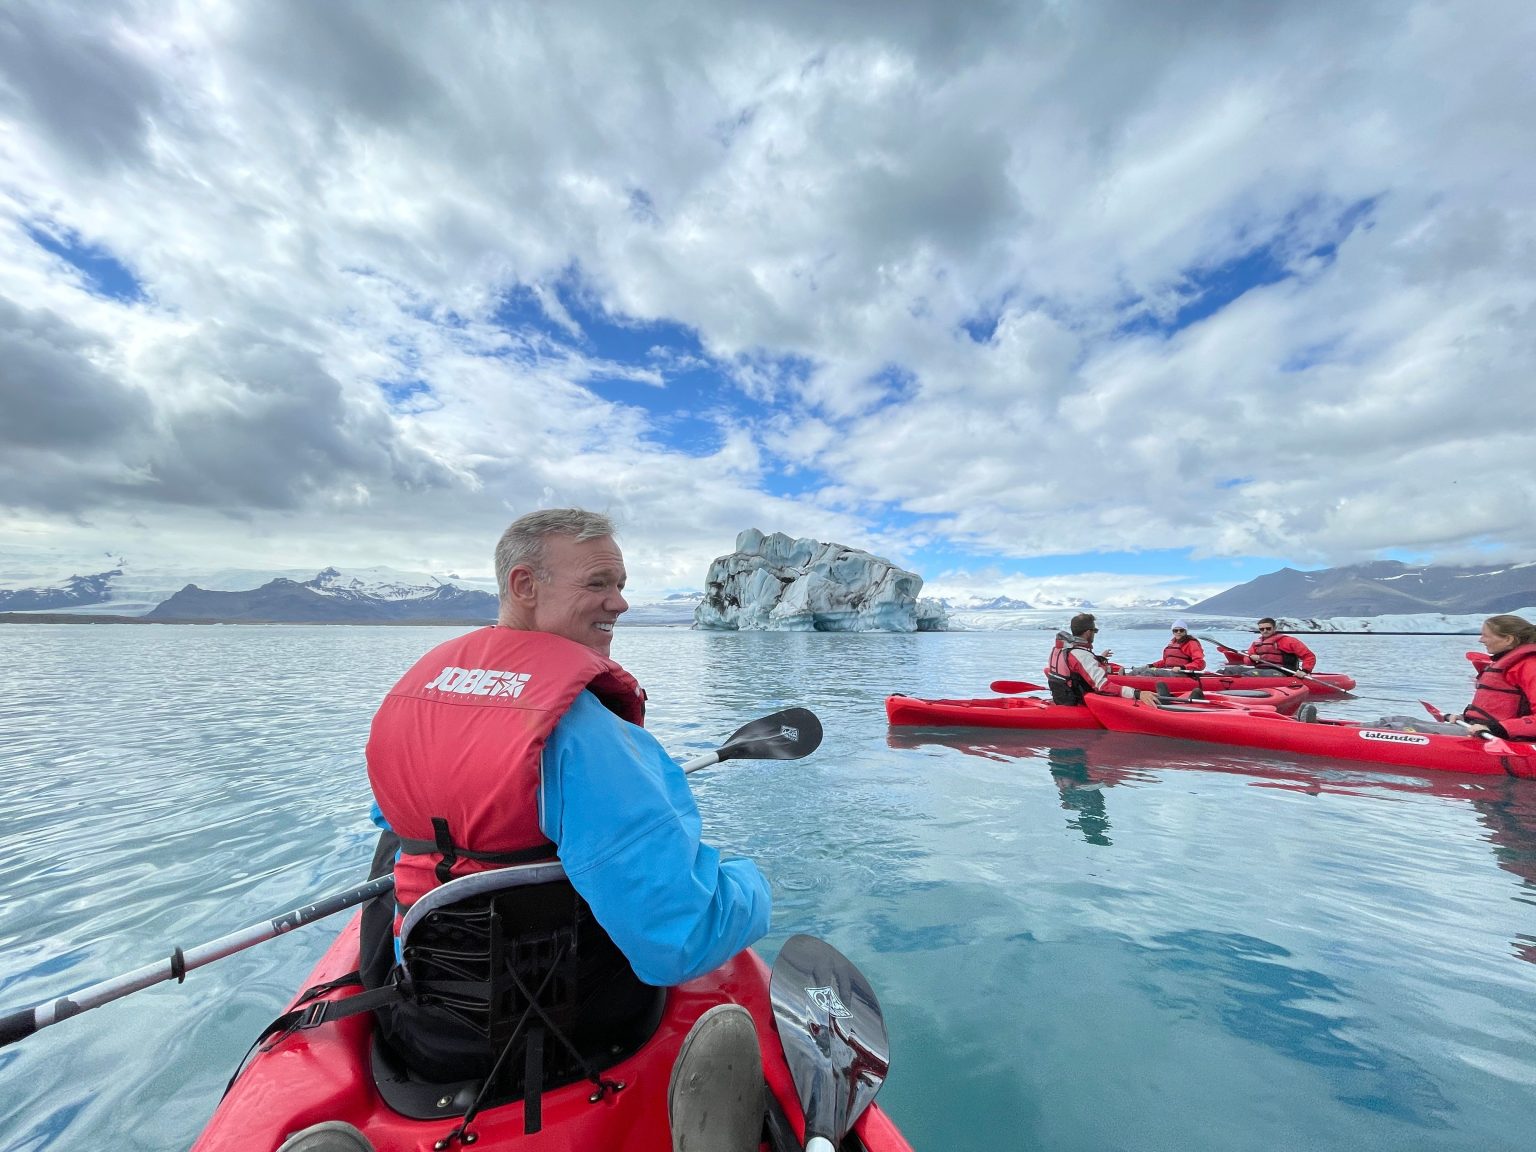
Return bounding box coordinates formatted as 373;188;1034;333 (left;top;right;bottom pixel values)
1152;621;1205;671
1047;613;1157;706
1454;614;1536;741
1217;618;1316;673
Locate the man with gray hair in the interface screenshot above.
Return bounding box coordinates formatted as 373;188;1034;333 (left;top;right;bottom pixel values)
359;507;771;1116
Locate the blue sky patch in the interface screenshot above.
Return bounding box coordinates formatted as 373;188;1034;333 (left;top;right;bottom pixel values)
494;272;768;458
378;377;433;406
1118;196;1378;338
961;311;1001;343
28;225;145;302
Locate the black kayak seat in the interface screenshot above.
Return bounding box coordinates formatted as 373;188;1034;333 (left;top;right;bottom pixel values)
372;861;665;1125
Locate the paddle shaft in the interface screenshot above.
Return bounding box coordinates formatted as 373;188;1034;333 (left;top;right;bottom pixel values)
5;753;723;1046
0;875;393;1048
1196;634;1352;696
2;707;819;1049
1415;700;1522;756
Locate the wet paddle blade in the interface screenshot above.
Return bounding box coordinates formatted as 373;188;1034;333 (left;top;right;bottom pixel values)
770;933;890;1149
1479;735;1523;756
990;680;1045;694
1453;719;1524;756
715;707;823;764
1419;699;1449;722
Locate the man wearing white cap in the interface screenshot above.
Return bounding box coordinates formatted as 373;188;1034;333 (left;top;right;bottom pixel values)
1152;621;1206;671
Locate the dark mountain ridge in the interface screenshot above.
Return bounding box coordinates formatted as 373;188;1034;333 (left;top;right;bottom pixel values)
146;578;498;623
1190;561;1536;617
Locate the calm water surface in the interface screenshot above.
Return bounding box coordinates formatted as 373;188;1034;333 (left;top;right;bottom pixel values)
1;624;1534;1151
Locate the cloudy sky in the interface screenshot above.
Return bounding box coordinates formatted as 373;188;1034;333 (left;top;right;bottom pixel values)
2;0;1532;606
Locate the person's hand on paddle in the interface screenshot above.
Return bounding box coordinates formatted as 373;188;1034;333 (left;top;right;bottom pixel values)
1136;690;1158;706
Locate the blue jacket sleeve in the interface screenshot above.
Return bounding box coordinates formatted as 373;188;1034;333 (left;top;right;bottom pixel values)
539;690;772;986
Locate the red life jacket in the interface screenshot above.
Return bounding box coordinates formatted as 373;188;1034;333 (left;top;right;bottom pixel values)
1250;634;1302;670
1159;637;1203;669
1464;643;1536;729
1047;640;1096;705
367;627;646;913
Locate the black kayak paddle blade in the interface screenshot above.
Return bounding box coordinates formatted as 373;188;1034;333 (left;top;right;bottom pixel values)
716;707;823;764
770;933;889;1148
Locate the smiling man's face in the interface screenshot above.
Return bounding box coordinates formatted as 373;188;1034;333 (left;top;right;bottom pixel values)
519;533;629;656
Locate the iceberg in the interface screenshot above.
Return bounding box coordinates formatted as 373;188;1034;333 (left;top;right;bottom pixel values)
695;529;949;632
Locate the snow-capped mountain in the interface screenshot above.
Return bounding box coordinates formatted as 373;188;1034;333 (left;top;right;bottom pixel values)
0;561;501;616
941;595;1036;611
145;575;500;623
0;559;703;625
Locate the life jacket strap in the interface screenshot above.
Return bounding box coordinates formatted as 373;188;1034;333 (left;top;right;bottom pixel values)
397;818;557;886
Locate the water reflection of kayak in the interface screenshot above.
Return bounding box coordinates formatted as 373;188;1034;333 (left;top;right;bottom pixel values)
886;727;1536;929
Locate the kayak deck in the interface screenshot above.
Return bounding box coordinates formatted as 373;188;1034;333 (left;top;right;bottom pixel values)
194;915;912;1152
1082;694;1536;777
1107;668;1357;696
885;694;1095;729
885;684;1306;730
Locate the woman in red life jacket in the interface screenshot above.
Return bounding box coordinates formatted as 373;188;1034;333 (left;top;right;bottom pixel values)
1455;614;1536;740
1152;621;1205;671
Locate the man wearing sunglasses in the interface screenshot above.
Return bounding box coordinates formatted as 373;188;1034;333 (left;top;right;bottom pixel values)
1151;621;1206;671
1217;617;1317;672
1047;612;1158;706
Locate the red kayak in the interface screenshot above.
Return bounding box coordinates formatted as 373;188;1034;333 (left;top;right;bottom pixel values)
1082;694;1536;778
1104;667;1357;696
885;684;1307;729
193;914;913;1152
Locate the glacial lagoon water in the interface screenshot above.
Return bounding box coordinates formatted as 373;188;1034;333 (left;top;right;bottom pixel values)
1;623;1534;1151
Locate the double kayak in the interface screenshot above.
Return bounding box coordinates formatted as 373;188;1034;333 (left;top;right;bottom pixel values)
1105;666;1357;697
193;913;913;1152
885;683;1307;729
1082;694;1536;778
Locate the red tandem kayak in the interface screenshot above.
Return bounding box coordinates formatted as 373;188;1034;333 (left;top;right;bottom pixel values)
885;684;1307;729
1104;667;1358;696
193;914;913;1152
1082;694;1536;778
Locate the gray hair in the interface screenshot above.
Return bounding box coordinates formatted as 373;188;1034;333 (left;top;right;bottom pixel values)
494;508;617;606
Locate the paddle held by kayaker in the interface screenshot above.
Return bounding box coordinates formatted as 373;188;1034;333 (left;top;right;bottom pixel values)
1450;614;1536;740
1216;617;1317;672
